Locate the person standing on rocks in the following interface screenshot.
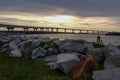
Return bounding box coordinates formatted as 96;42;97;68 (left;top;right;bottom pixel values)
97;35;101;43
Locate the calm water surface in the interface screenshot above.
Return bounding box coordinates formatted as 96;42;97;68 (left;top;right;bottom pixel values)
27;34;120;46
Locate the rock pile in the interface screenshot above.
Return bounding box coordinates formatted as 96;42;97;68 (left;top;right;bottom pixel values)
92;44;120;80
0;35;119;80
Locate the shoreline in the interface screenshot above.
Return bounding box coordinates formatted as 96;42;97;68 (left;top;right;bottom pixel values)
0;34;119;46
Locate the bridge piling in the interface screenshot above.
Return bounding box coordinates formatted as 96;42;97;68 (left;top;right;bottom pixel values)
23;28;29;32
64;29;66;33
72;29;75;33
7;27;14;31
56;28;58;32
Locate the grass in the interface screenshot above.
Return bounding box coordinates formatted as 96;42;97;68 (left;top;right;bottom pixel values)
98;55;106;70
93;43;105;48
0;53;73;80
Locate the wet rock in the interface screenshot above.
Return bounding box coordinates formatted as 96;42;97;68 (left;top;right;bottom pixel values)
18;40;33;58
89;48;107;63
0;37;10;43
104;44;120;69
107;44;120;56
73;54;98;80
60;42;86;53
104;57;117;69
53;39;61;45
20;36;29;41
9;35;20;40
32;39;44;48
1;41;18;54
70;52;85;60
9;41;18;50
44;55;57;62
0;43;9;53
9;48;22;57
93;68;120;80
84;43;95;52
47;62;58;70
48;53;81;73
11;38;21;44
47;48;57;55
43;37;51;41
1;40;19;54
31;47;46;59
0;37;10;47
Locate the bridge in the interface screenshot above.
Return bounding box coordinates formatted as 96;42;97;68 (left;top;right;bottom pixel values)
0;24;109;35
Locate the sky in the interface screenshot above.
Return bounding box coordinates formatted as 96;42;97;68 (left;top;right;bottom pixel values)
0;0;120;32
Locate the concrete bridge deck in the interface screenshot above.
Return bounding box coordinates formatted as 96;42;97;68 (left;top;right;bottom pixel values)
0;24;109;35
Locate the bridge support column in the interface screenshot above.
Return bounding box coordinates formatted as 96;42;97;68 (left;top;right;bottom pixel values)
92;31;95;34
86;30;89;34
40;28;44;31
33;28;38;31
79;30;82;34
97;31;100;35
7;27;14;32
51;28;54;32
56;28;58;32
23;28;29;31
101;31;103;35
64;29;66;33
46;28;49;31
72;29;75;33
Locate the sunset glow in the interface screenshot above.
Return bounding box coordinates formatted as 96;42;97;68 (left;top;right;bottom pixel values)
43;15;75;23
0;0;120;32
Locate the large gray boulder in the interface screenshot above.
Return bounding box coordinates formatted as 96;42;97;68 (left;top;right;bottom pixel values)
60;42;86;53
44;55;57;62
84;43;95;52
107;44;120;56
53;39;61;45
18;40;33;58
57;54;80;73
0;43;9;53
11;37;21;44
31;47;46;59
9;48;22;57
104;44;120;69
1;41;18;54
32;39;44;48
0;37;10;43
48;53;81;73
43;37;51;41
9;41;18;50
20;36;29;41
0;37;10;47
93;68;120;80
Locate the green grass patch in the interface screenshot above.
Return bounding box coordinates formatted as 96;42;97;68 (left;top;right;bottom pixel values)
0;53;73;80
98;53;106;70
39;40;60;55
93;43;105;48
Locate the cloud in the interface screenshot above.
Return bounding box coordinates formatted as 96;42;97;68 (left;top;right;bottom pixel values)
0;0;120;32
0;0;120;17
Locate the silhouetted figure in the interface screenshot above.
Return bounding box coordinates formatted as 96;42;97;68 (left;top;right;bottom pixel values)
97;35;101;43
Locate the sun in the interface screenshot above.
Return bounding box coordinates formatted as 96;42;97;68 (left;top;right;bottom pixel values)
43;15;74;23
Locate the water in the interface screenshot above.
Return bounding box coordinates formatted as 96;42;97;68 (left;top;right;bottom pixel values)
27;34;120;46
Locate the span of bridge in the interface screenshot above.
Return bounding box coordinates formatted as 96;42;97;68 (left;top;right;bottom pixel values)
0;24;109;35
